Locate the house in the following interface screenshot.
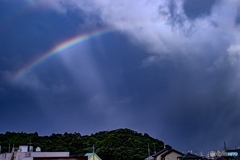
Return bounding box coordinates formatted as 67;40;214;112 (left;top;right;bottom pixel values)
152;148;169;160
152;148;184;160
182;153;202;160
84;153;102;160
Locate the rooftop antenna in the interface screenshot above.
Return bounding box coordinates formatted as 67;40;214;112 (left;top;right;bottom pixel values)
93;145;95;160
224;141;226;151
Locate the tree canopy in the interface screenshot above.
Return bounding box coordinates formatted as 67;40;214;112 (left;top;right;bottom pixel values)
0;128;166;160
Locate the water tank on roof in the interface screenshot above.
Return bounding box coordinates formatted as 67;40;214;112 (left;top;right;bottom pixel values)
35;147;41;152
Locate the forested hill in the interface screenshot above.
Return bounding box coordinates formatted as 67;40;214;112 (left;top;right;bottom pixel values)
0;128;165;160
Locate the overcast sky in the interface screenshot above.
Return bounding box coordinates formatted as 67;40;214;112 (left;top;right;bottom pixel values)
1;0;240;154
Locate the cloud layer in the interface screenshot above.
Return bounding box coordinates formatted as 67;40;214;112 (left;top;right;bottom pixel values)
1;0;240;154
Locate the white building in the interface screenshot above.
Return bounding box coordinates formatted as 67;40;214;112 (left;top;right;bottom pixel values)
0;146;69;160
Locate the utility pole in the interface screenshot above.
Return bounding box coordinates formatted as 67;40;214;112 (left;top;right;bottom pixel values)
224;141;226;151
153;143;156;154
93;145;95;160
148;143;150;158
28;140;33;157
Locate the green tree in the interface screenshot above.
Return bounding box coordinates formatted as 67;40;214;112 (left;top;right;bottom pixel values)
0;129;165;160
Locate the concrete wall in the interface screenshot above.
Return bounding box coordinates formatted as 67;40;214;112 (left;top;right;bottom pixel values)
23;157;33;160
15;152;30;160
30;152;69;157
0;153;13;160
0;152;69;160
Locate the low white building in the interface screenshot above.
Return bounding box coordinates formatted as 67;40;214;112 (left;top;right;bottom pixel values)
0;146;69;160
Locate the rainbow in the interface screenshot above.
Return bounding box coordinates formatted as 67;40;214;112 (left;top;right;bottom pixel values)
12;28;113;83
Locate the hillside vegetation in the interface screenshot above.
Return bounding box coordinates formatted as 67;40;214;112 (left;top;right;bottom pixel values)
0;128;165;160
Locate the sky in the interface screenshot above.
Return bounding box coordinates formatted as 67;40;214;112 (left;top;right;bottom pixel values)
1;0;240;154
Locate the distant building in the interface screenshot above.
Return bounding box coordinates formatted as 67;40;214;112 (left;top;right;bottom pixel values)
182;153;202;160
151;148;169;160
152;148;184;160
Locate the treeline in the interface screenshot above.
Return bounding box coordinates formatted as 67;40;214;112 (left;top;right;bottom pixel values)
0;128;165;160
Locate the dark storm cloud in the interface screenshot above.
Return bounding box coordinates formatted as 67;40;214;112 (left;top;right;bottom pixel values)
88;30;238;152
165;0;186;28
155;55;240;152
235;8;240;25
183;0;217;20
0;71;53;133
78;0;240;152
0;0;85;74
0;0;104;134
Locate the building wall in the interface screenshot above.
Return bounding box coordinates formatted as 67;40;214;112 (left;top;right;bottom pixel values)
23;157;33;160
0;153;13;160
15;152;30;160
88;154;100;160
30;152;69;157
164;152;182;160
19;146;28;152
0;152;69;160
